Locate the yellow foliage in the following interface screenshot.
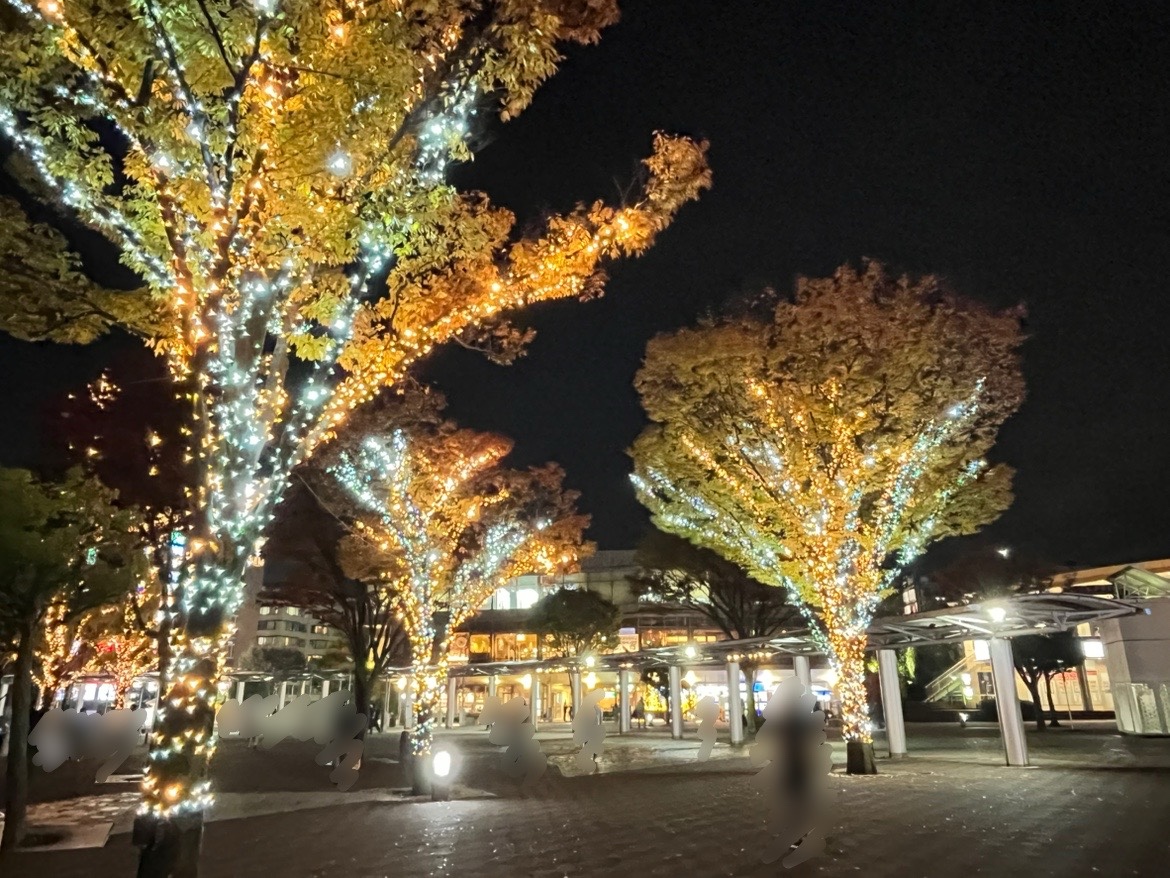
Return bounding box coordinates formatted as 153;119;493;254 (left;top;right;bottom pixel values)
631;261;1025;742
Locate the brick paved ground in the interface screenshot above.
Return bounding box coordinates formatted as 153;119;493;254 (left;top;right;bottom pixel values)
3;722;1168;877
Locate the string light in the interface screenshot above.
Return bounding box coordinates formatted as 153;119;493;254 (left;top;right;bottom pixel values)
332;428;580;757
1;0;708;820
631;270;1023;751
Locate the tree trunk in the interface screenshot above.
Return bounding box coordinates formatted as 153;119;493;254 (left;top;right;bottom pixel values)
832;630;877;775
405;615;452;793
408;658;446;795
0;618;36;856
134;648;218;878
1043;672;1061;727
352;666;370;741
742;664;758;734
156;614;172;708
409;670;443;796
135;545;245;877
134;812;205;878
1024;677;1046;731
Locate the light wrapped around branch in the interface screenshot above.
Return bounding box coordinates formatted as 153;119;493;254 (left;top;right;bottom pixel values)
630;263;1025;748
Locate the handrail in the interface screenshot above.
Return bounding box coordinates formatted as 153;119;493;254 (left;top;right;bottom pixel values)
924;655;974;702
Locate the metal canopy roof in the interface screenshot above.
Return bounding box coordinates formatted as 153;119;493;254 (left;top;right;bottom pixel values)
865;592;1141;648
411;592;1144;679
1109;565;1170;599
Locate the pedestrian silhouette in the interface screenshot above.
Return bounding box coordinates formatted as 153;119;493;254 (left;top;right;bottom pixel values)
481;694;546;789
572;689;607;772
750;677;832;868
695;695;719;761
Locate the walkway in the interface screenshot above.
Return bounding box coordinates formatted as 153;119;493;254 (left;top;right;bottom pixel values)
2;722;1166;876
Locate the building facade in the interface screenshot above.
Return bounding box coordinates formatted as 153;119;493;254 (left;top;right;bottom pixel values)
921;559;1170;732
229;563;348;667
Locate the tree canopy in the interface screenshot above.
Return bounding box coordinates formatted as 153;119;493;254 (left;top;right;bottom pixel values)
529;586;620;657
1011;630;1083;731
0;466;142;851
0;0;708;836
238;645;307;680
316;386;590;759
630;261;1025;766
630;530;798;642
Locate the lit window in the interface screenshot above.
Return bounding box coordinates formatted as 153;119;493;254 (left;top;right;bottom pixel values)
516;588;539;609
260;606;273;616
494;589;512;610
1081;639;1105;659
286;608;300;616
973;640;990;661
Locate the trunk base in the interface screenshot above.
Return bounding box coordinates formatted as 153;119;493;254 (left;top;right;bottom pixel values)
400;731;433;796
846;740;878;775
134;812;205;878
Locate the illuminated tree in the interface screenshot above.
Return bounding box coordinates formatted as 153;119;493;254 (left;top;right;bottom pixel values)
0;1;709;862
32;598;100;710
0;467;139;853
87;598;159;709
327;400;589;774
631;262;1025;773
630;530;799;732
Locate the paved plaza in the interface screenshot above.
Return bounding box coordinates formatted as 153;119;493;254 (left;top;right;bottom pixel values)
2;721;1168;876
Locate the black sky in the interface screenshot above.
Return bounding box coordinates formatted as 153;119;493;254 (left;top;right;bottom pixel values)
3;1;1170;568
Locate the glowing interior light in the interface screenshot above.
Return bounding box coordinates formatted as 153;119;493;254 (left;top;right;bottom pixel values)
432;749;452;778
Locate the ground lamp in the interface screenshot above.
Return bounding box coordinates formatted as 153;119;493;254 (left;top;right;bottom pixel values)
429;746;461;801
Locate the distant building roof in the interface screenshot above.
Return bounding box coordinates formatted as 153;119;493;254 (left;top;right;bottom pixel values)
580;549;637;571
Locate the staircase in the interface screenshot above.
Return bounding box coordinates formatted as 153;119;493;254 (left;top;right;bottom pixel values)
924;656;976;706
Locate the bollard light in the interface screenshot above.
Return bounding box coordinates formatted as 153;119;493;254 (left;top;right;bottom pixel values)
430;746;459;801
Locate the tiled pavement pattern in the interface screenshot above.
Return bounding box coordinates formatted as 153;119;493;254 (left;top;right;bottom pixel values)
0;791;139;838
4;723;1168;877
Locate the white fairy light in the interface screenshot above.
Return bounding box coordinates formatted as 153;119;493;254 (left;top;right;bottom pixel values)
326;149;353;177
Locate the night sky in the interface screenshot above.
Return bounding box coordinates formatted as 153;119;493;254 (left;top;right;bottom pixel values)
3;1;1170;569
